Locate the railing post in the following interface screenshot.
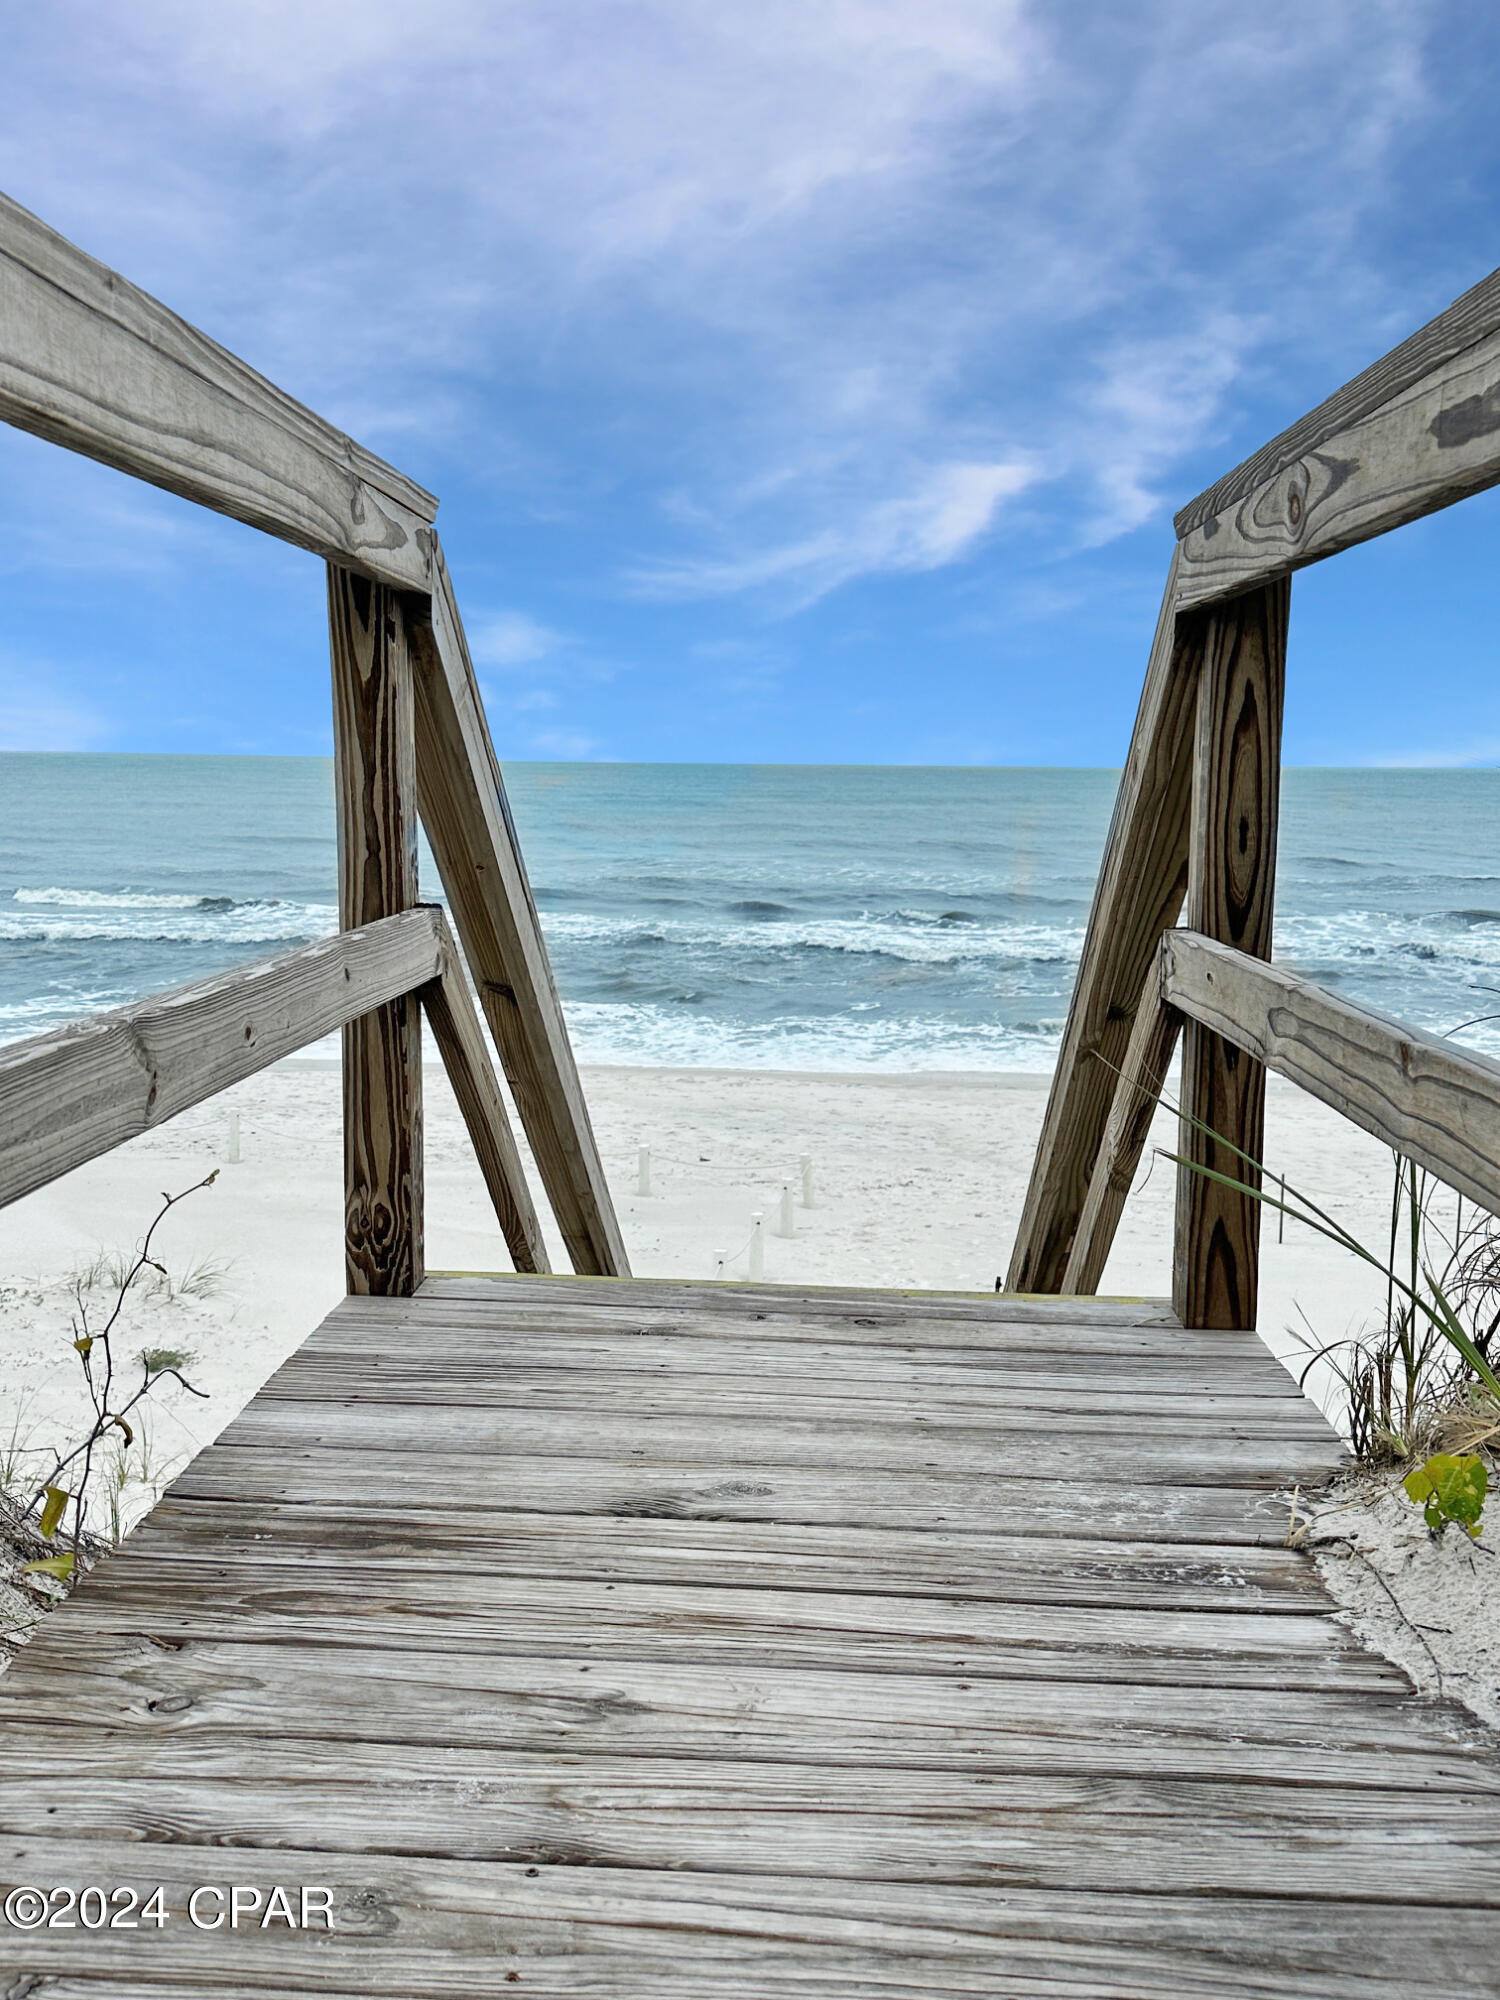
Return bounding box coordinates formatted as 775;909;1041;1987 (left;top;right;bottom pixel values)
1173;578;1289;1328
328;565;423;1296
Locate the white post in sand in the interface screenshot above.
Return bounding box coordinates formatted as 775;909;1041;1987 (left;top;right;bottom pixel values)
227;1110;241;1165
778;1181;796;1238
799;1152;815;1208
748;1212;765;1279
636;1143;651;1196
713;1250;728;1280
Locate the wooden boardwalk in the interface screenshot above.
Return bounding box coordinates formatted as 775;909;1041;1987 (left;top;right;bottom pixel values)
2;1276;1499;1995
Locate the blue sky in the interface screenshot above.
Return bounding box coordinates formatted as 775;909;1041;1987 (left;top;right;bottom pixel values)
1;1;1498;766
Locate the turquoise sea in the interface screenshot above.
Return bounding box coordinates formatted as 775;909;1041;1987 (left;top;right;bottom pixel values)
4;755;1500;1070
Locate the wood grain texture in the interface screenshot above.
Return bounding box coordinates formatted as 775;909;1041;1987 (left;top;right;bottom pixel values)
1176;262;1500;538
114;1499;1330;1610
15;1741;1500;1901
7;1845;1499;2000
37;1564;1394;1694
174;1444;1298;1542
422;1271;1180;1331
1173;581;1288;1330
0;1279;1484;1991
10;1628;1486;1784
0;908;441;1208
289;1300;1322;1398
422;917;549;1272
1175;307;1500;610
214;1392;1341;1486
1007;554;1206;1292
329;566;422;1296
253;1348;1332;1429
1163;928;1500;1217
408;559;628;1275
0;190;436;589
1062;961;1182;1295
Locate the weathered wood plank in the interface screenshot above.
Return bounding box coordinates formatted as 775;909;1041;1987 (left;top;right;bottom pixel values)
1007;556;1207;1292
330;565;423;1296
215;1392;1340;1486
0;190;436;588
6;1845;1495;2000
55;1555;1393;1691
9;1631;1487;1790
1062;961;1182;1295
10;1741;1497;1900
171;1442;1296;1542
258;1348;1332;1429
121;1498;1329;1612
1163;928;1500;1219
1174;580;1288;1329
422;921;549;1273
10;1955;1485;2000
375;1299;1291;1364
1176;264;1500;539
292;1308;1321;1399
409;564;628;1275
420;1271;1176;1316
1176;304;1500;611
0;908;442;1208
416;1272;1186;1336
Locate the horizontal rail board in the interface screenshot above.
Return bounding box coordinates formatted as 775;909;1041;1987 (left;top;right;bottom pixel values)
0;191;436;588
1160;929;1500;1214
0;906;444;1208
1175;264;1500;538
1174;304;1500;609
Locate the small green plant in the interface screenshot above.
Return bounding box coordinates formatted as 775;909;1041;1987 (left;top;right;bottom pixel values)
1402;1452;1488;1537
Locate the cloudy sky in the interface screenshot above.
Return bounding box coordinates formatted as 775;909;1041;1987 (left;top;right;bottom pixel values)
1;1;1498;764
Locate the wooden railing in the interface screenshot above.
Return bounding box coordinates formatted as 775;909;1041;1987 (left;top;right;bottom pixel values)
0;191;626;1290
1010;259;1500;1327
0;907;549;1274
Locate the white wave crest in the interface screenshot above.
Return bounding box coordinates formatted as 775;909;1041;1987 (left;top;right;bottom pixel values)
12;886;214;909
561;1000;1067;1072
539;909;1083;968
0;902;338;946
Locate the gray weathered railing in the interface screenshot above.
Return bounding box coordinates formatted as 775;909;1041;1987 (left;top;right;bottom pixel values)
0;189;625;1289
1011;259;1500;1325
0;909;549;1275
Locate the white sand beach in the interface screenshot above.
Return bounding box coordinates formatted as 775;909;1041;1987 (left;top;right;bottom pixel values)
0;1057;1406;1533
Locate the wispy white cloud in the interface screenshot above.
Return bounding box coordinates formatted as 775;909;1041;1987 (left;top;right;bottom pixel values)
1069;317;1262;546
0;0;1458;753
636;458;1036;604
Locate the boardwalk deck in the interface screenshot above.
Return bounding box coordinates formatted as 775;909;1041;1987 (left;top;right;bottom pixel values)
2;1275;1499;1996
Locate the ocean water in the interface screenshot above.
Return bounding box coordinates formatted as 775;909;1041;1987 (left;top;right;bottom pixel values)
4;754;1500;1071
